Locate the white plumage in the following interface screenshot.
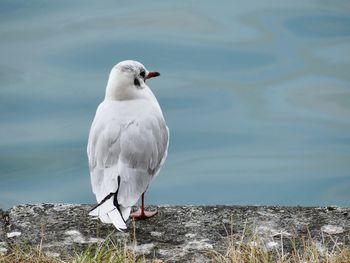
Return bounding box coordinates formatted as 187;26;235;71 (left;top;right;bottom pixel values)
87;60;169;231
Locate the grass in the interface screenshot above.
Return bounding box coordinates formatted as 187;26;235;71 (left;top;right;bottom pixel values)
1;229;349;263
0;245;60;263
70;239;143;263
0;237;144;263
211;231;350;263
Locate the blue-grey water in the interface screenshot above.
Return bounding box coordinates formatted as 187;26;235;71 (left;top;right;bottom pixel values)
1;0;350;209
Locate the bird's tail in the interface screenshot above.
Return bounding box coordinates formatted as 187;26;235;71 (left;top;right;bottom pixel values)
89;196;131;231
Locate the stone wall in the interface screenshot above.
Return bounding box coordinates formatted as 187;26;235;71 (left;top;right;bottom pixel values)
1;204;349;262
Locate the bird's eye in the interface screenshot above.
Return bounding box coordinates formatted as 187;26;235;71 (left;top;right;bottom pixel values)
140;71;146;78
134;78;140;86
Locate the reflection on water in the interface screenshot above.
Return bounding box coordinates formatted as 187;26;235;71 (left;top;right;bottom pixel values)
0;0;350;209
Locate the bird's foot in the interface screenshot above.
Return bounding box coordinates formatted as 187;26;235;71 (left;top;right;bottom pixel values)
130;208;157;220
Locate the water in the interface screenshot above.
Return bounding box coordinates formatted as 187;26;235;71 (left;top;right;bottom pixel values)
1;0;350;209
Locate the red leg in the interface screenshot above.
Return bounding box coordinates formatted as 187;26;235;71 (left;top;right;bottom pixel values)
130;193;157;220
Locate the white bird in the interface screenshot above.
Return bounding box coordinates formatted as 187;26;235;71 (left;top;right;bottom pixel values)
87;60;169;231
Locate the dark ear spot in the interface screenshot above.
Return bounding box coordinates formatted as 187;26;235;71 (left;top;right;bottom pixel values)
140;70;146;78
134;78;140;86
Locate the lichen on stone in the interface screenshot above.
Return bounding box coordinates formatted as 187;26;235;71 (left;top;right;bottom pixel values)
6;231;21;238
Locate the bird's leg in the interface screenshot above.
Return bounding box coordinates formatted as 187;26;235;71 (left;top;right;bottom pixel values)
130;193;157;220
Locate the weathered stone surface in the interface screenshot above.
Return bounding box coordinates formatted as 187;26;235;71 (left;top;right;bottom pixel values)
0;209;4;241
2;204;350;262
0;208;8;255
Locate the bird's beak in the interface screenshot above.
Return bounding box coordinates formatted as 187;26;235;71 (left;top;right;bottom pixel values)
146;71;160;80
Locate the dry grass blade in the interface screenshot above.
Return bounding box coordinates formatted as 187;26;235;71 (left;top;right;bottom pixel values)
71;235;148;263
211;229;350;263
0;237;146;263
0;244;65;263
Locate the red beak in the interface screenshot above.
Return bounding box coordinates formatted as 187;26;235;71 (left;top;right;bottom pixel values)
146;71;160;79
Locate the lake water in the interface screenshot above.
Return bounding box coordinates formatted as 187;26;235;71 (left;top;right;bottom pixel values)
1;0;350;209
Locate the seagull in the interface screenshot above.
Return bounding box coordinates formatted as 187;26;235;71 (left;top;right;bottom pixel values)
87;60;169;231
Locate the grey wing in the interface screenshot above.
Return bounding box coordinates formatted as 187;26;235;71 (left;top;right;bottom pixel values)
87;116;122;203
87;113;169;207
117;116;169;207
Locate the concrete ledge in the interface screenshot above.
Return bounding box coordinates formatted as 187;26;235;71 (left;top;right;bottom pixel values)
0;208;8;255
1;204;349;261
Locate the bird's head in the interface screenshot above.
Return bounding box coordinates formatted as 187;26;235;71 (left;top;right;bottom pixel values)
105;60;160;100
